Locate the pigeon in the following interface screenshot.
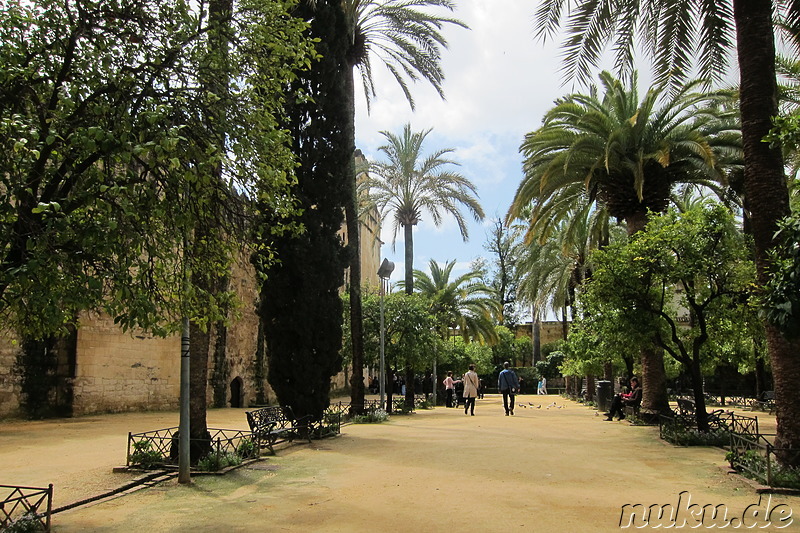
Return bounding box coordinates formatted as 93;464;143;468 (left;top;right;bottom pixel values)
528;402;535;406
536;405;542;409
518;403;527;408
547;402;556;408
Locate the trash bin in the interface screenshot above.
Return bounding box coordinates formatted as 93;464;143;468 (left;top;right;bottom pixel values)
596;380;612;412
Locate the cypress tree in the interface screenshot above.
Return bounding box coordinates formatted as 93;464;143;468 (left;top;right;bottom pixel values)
254;0;350;420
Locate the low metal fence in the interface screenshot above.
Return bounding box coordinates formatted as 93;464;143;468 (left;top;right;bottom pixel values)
126;427;258;468
727;432;800;488
0;484;53;531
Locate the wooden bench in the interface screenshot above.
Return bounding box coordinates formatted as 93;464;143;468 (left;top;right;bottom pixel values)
245;406;315;454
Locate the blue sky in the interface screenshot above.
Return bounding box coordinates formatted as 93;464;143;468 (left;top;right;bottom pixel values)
354;0;569;287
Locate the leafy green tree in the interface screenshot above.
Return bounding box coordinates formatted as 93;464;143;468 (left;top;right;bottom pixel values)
0;0;310;417
582;204;755;430
763;213;800;339
533;0;800;467
340;0;467;414
255;0;350;421
367;123;484;407
510;71;741;414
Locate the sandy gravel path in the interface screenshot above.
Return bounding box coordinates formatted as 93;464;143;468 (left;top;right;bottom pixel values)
1;395;797;532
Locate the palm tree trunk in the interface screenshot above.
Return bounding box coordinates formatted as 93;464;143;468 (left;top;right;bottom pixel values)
344;63;366;415
403;222;416;408
404;223;414;295
625;211;670;414
734;0;800;465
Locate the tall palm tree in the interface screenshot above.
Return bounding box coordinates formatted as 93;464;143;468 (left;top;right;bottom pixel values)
510;71;742;413
338;0;467;413
368;124;485;293
404;259;501;345
367;123;484;406
534;0;800;462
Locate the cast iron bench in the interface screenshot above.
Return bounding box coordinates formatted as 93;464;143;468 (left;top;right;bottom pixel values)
750;391;775;414
245;405;314;454
676;398;727;429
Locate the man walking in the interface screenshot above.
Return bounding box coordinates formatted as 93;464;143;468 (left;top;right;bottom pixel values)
498;362;519;416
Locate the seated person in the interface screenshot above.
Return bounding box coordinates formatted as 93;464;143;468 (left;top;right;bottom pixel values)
605;377;642;421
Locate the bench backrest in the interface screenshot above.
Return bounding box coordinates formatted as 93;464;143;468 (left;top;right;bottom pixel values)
677;398;696;414
246;406;295;433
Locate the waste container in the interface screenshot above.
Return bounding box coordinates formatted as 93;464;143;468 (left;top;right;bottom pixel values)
596;380;613;413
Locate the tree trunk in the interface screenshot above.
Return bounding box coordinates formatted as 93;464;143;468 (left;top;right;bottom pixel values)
345;64;366;415
404;223;414;295
624;210;670;414
689;357;709;433
404;365;415;410
640;346;670;414
734;0;800;465
189;320;210;441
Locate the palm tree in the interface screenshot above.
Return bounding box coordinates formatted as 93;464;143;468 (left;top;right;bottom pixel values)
404;259;501;345
338;0;467;413
534;0;800;462
510;71;741;413
367;123;484;406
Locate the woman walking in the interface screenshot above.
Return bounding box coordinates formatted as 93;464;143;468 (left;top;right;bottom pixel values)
462;364;480;416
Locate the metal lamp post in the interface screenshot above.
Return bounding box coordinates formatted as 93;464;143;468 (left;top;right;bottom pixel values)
377;258;394;410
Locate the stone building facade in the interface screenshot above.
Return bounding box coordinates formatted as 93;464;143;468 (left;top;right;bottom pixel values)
0;253;273;418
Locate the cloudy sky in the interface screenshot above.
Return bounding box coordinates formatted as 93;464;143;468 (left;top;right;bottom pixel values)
354;0;575;286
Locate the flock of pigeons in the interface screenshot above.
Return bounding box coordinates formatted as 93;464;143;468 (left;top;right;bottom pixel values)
516;401;563;410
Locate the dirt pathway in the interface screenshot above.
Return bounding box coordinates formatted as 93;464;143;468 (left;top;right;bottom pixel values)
2;395;797;532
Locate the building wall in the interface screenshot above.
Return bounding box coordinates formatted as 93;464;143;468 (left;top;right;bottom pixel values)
0;333;22;418
71;314;180;415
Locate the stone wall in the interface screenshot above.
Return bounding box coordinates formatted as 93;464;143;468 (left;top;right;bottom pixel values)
71;314;181;415
0;333;22;418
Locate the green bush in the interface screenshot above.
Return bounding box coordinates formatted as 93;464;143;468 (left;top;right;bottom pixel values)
661;425;728;447
727;449;800;489
129;440;163;469
352;409;389;424
236;438;257;459
197;452;242;472
5;513;45;533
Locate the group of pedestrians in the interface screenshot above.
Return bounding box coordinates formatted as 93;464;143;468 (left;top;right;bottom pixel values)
444;362;537;416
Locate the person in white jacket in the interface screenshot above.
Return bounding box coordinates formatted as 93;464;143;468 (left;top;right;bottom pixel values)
462;364;480;416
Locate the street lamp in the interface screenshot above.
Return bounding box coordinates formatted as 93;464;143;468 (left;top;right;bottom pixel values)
377;258;394;410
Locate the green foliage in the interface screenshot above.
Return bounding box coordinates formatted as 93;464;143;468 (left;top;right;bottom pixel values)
536;348;566;379
197;452;242;472
430;335;495;376
352;409;389;424
580;205;756;374
763;213;800;338
661;425;729;447
129;440;163;469
490;326;531;367
0;0;312;338
406;259;501;345
343;0;468;112
4;513;45;533
511;71;741;232
383;293;439;371
235;438;258;460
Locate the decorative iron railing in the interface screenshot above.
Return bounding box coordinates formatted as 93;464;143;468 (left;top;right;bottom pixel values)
0;484;53;531
726;432;800;489
126;427;259;469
